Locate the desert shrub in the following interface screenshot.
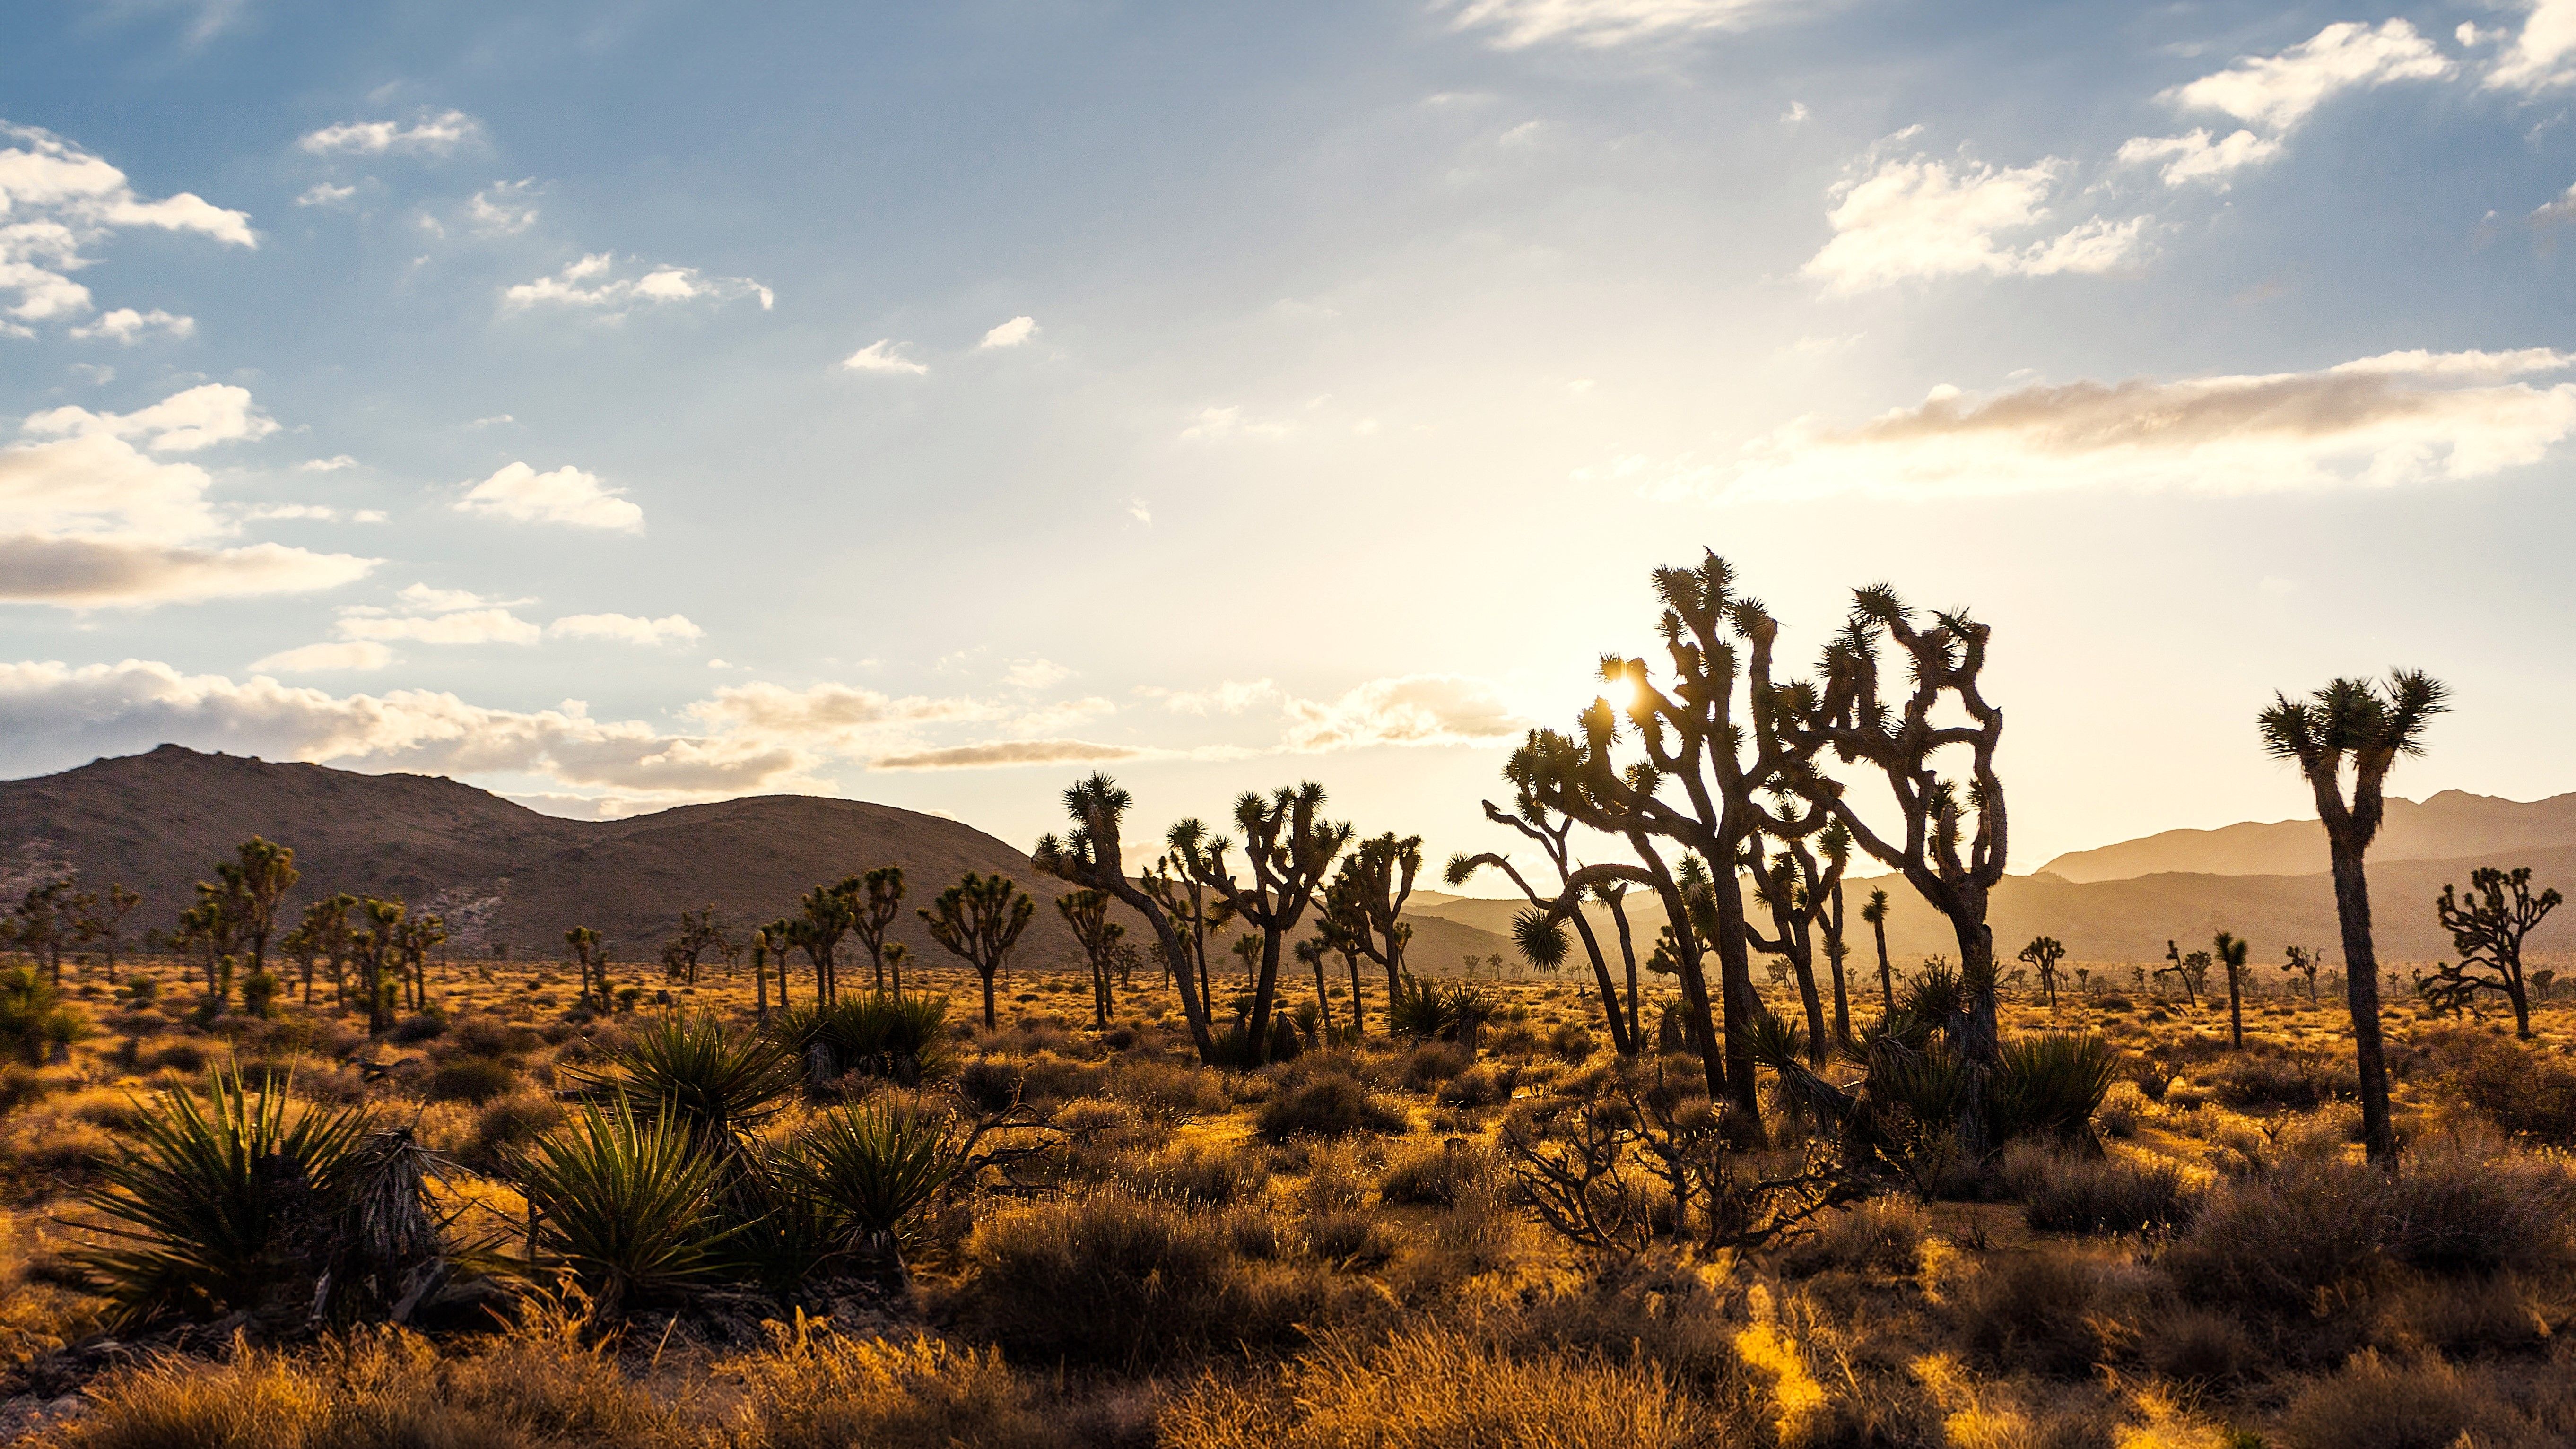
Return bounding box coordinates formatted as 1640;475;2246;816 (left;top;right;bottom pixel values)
947;1189;1334;1365
517;1102;728;1316
1987;1033;2115;1144
423;1055;518;1105
0;1064;47;1116
2275;1353;2538;1449
2207;1049;2354;1111
1379;1140;1496;1207
1545;1022;1597;1063
2382;1272;2558;1358
236;971;283;1020
1435;1062;1516;1110
72;1069;374;1329
1387;973;1495;1042
1107;1057;1232;1120
0;967;86;1066
440;1015;542;1063
2001;1142;2199;1234
383;1009;447;1044
461;1091;562;1172
1776;1197;1928;1277
1211;1016;1304;1068
1160;1325;1696;1449
772;994;954;1086
1131;1142;1272;1206
724;1319;1066;1449
1398;1041;1474;1092
2451;1037;2576;1146
2136;1303;2255;1384
49;1343;334;1449
580;1011;801;1143
783;1096;963;1259
955;1051;1105;1112
1257;1073;1408;1142
1953;1249;2106;1378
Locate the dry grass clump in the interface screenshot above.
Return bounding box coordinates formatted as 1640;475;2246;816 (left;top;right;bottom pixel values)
1377;1139;1496;1207
1432;1062;1516;1110
722;1318;1070;1449
1104;1057;1233;1121
1161;1325;1703;1449
1129;1140;1272;1206
2000;1142;2200;1234
1254;1073;1408;1142
2274;1347;2576;1449
1397;1042;1473;1093
1775;1197;1929;1278
2447;1035;2576;1146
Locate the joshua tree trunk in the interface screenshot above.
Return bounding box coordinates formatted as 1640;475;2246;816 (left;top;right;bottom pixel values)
2324;843;2395;1160
1871;913;1893;1017
1606;888;1643;1045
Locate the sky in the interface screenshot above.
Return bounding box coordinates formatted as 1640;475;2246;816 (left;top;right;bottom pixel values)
5;0;2576;877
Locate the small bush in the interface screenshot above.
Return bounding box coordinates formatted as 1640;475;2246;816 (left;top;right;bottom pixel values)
2002;1143;2199;1234
724;1321;1067;1449
0;967;87;1066
1378;1140;1496;1207
1435;1063;1516;1110
1953;1249;2106;1378
383;1009;448;1044
1988;1033;2115;1144
1546;1022;1597;1063
1132;1142;1272;1206
1107;1058;1233;1121
423;1055;518;1105
518;1102;728;1317
1777;1198;1928;1277
1256;1074;1408;1142
2452;1037;2576;1146
2275;1353;2535;1449
1398;1042;1474;1093
462;1091;562;1172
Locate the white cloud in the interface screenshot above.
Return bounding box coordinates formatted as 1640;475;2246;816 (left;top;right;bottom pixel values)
1282;675;1528;751
241;503;339;521
1781;101;1809;123
2165;20;2451;130
298;454;358;473
387;581;528;613
251;641;392;673
548;612;704;646
24;383;278;453
1003;658;1072;690
504;253;773;315
1801;153;2150;294
296;110;481;156
872;739;1143;771
67;307;195;343
840;339;928;374
1179;405;1291;442
0;123;255;324
1447;0;1792;49
2115;128;2285;187
2494;0;2576;90
1679;348;2576;503
1128;497;1152;525
979;314;1038;348
454;462;644;531
467;178;540;234
682;680;996;745
0;659;818;800
336;607;542;646
296;182;356;208
0;385;372;608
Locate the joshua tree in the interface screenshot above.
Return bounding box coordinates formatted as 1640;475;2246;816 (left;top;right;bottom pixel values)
1788;585;2009;1068
397;914;447;1011
1319;832;1421;1042
796;885;857;1004
352;900;408;1032
661;905;726;986
224;838;299;981
762;916;795;1011
1449;761;1639;1055
1862;886;1894;1018
748;922;777;1019
1034;774;1222;1064
2258;670;2446;1163
12;881;72;984
883;940;910;994
71;883;140;984
286;893;357;1005
1813;824;1854;1048
2018;935;2066;1007
921;872;1036;1030
1741;827;1847;1062
846;867;906;994
1174;783;1352;1065
2155;940;2199;1008
182;881;248;999
1055;888;1125;1029
2281;945;2321;1004
563;924;606;1016
2427;866;2562;1038
1292;936;1337;1042
2213;930;2251;1048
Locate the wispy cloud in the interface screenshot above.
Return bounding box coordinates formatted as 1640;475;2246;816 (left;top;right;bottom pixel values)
840;339;928;375
454;462;644;531
2121;21;2450;188
504;253;773;315
0;122;254;326
1447;0;1794;50
1802;150;2149;294
978;315;1038;348
297;109;481;156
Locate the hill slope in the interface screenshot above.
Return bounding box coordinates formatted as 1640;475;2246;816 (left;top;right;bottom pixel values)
2037;789;2576;883
0;746;1512;977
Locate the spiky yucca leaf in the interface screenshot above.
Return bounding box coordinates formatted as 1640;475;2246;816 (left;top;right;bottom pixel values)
582;1012;800;1141
788;1097;962;1249
74;1067;372;1328
1990;1033;2115;1144
517;1102;729;1317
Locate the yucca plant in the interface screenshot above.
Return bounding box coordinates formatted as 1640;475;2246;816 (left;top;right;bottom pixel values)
772;995;954;1086
517;1102;730;1318
73;1067;373;1329
578;1012;800;1149
1989;1033;2116;1145
718;1139;847;1291
1387;972;1496;1042
0;965;86;1065
787;1098;963;1287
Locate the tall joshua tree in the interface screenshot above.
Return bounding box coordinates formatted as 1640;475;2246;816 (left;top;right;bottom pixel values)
72;883;141;984
1812;824;1854;1049
1861;886;1894;1018
355;899;407;1032
2017;936;2067;1008
1448;761;1638;1055
1741;826;1849;1062
1512;553;1833;1134
1790;585;2008;1066
2213;930;2251;1049
2428;866;2562;1039
846;867;906;995
1034;774;1222;1064
12;882;72;985
2259;670;2446;1163
226;838;299;981
1055;888;1125;1029
1175;783;1351;1065
2155;939;2199;1008
763;917;796;1011
1144;822;1235;1014
921;872;1035;1030
1320;832;1421;1043
563;924;605;1015
796;885;859;1004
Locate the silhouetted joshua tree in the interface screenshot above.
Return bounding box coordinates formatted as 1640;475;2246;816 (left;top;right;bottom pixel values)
1174;783;1351;1066
921;872;1035;1030
2155;939;2199;1008
1861;886;1894;1018
847;867;906;995
762;916;796;1011
2018;935;2066;1007
352;899;407;1031
2426;866;2562;1039
2282;944;2323;1004
1448;759;1638;1055
12;881;72;985
1056;888;1125;1029
2210;930;2251;1048
1316;832;1420;1042
1034;774;1222;1064
562;923;604;1017
795;884;857;1005
225;838;299;982
1741;826;1848;1062
661;905;726;985
2259;669;2446;1163
72;883;140;984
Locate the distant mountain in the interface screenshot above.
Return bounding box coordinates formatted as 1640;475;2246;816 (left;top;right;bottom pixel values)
2037;790;2576;883
0;746;1511;974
